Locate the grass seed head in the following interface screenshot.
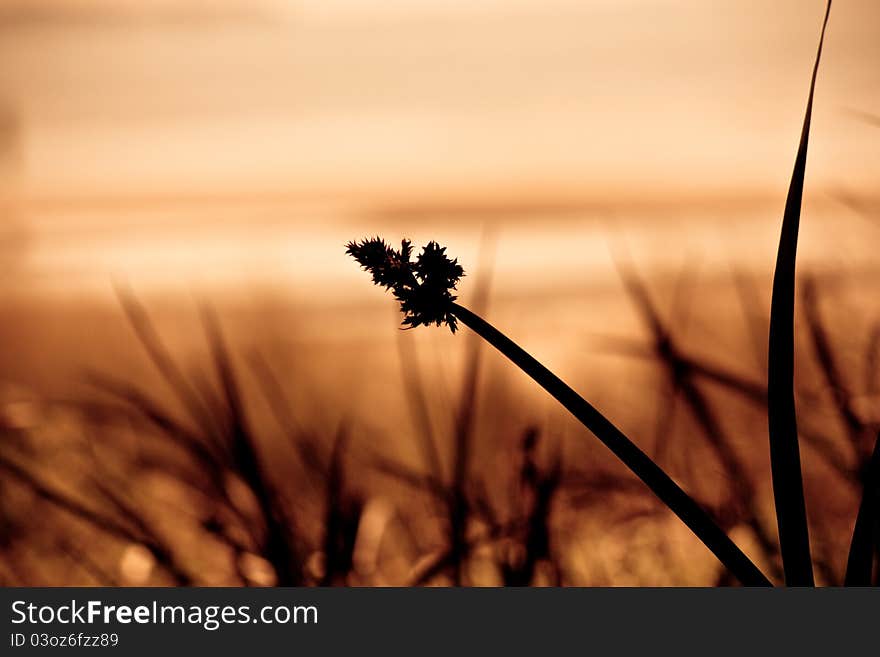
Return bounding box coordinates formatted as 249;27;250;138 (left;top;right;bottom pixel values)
346;237;465;332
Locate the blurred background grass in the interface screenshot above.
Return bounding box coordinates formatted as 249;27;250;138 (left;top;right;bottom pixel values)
0;0;878;585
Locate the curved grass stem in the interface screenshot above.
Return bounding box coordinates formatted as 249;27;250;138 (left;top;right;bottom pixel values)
450;302;772;586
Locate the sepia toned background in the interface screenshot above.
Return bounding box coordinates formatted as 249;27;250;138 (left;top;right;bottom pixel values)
0;0;878;586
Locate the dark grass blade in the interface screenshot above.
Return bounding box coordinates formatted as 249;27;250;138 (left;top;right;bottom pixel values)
766;0;831;586
506;431;562;586
801;277;875;582
202;308;305;585
844;431;880;585
320;427;362;586
451;302;771;586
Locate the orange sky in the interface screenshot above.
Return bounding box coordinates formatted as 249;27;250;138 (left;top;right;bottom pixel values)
0;1;878;296
1;0;878;203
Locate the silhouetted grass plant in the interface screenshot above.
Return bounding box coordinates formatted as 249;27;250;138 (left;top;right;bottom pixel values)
348;238;772;586
5;0;873;588
347;0;865;589
84;291;316;585
765;0;831;587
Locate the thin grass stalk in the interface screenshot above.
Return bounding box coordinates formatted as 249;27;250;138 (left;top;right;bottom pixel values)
202;309;304;585
450;302;771;586
320;428;360;586
844;431;880;585
766;0;831;586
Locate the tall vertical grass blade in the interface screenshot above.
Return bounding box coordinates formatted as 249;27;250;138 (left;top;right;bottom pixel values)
766;0;831;586
450;302;771;586
844;432;880;585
